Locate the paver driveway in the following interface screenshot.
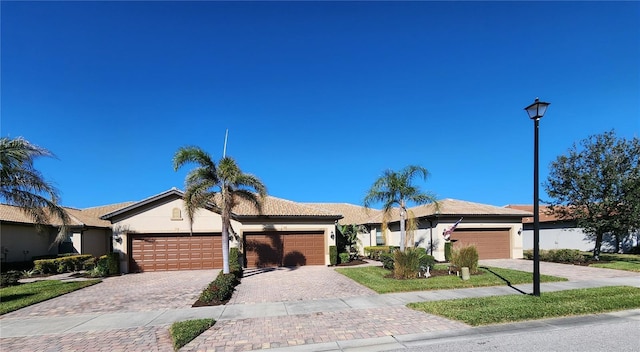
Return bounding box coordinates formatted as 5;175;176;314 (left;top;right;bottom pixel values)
1;269;219;318
480;259;640;281
228;265;377;304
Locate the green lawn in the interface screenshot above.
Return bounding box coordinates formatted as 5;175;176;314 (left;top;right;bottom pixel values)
408;286;640;326
0;279;101;315
588;253;640;272
335;265;566;294
170;319;215;351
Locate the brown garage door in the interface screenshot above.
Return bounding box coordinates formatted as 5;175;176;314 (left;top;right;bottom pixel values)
451;229;511;259
129;234;222;272
244;232;325;268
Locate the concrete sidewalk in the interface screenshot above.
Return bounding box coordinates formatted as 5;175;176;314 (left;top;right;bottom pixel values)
2;275;639;339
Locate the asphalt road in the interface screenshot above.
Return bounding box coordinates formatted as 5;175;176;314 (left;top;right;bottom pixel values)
392;319;640;352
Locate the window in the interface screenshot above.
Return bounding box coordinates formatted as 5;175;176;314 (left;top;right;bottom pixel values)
171;207;182;221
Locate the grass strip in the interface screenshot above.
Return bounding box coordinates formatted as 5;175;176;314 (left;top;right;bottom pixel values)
170;319;215;350
0;279;101;315
589;261;640;272
408;286;640;326
336;265;566;294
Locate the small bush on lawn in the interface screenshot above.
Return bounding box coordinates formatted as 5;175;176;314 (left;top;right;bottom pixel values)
380;252;395;270
339;252;350;264
0;271;22;287
393;248;422;279
170;318;215;350
329;245;338;266
450;245;479;274
414;247;435;270
199;271;238;304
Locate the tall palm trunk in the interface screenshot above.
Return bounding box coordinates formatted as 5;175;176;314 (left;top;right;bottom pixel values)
399;200;406;252
221;186;232;274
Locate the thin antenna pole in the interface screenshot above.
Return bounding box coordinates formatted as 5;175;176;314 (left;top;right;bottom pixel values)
222;129;229;157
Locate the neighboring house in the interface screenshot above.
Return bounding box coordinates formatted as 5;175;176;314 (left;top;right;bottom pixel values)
309;199;531;261
506;205;594;252
0;202;132;262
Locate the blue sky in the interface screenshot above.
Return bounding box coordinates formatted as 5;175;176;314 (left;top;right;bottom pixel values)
2;1;639;209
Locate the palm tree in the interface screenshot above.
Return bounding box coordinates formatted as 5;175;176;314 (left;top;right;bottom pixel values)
363;165;437;252
0;136;70;244
173;147;266;274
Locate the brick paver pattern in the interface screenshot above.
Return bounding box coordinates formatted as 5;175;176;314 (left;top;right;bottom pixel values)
0;325;174;352
229;266;377;304
181;306;469;352
1;270;218;318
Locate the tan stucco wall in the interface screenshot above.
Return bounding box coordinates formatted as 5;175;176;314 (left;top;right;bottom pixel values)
111;198;242;273
82;228;111;257
0;222;58;262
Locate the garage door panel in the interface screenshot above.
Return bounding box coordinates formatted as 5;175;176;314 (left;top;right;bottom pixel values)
451;229;510;259
130;234;222;272
245;232;325;268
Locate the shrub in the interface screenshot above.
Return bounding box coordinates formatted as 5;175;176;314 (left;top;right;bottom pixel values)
329;245;338;266
364;246;398;260
450;245;479;274
393;248;422;279
34;259;57;274
106;252;120;275
1;271;22;287
444;242;453;262
339;252;350;264
552;249;585;263
34;255;93;274
380;252;395;270
199;272;238;303
229;248;243;279
524;249;588;263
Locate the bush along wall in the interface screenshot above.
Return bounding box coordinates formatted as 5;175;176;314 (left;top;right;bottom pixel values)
34;255;93;274
329;245;337;266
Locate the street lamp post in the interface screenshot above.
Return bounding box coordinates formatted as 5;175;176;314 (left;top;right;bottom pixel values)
524;97;550;297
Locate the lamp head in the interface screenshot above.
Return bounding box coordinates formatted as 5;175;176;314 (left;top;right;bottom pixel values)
524;98;550;120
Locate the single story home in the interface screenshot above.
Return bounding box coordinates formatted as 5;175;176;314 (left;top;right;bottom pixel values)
504;204;640;253
505;205;592;252
0;202;131;263
2;190;532;272
307;199;532;261
100;188;341;273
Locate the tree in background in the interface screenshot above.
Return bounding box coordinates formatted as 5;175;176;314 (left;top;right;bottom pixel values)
545;130;640;258
336;223;364;256
363;165;438;252
173;147;266;273
0;136;70;244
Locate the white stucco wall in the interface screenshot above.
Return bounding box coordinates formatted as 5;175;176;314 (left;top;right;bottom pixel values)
373;218;524;262
522;225;593;251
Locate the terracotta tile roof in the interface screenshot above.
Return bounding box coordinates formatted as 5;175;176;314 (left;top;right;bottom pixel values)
505;205;564;223
67;202;135;227
0;202;134;228
100;189;342;220
375;199;532;223
303;203;382;225
226;195;342;218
